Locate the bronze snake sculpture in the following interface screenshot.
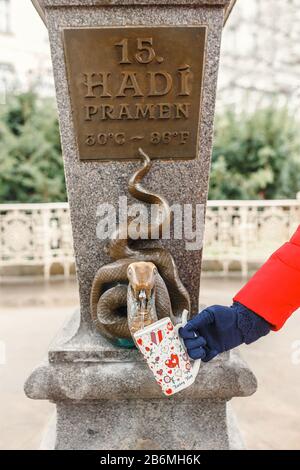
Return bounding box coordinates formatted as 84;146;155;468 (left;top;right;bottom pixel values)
90;148;190;344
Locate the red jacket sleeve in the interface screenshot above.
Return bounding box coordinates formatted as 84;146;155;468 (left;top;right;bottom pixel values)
233;225;300;330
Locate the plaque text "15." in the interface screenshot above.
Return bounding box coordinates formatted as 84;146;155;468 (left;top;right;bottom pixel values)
63;26;207;161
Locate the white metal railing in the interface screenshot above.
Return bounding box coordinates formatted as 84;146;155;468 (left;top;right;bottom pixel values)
0;203;74;280
204;199;300;276
0;200;300;279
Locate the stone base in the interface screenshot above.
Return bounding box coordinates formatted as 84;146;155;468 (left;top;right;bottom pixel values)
40;401;244;450
25;311;256;450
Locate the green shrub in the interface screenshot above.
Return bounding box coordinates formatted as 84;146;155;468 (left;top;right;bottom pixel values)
1;92;300;202
209;105;300;199
0;91;66;202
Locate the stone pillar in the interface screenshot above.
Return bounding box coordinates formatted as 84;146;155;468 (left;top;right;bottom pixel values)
26;0;256;449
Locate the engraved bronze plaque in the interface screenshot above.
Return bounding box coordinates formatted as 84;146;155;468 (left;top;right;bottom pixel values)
63;26;207;161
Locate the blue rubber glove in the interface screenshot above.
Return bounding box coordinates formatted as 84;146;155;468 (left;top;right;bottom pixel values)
179;302;271;362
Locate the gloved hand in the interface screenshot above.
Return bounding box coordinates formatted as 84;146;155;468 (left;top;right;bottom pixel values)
179;302;271;362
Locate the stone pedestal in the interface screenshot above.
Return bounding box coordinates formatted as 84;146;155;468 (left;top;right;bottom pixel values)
26;0;257;450
25;310;256;449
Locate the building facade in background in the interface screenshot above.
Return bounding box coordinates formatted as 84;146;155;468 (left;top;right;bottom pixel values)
0;0;300;105
218;0;300;109
0;0;53;102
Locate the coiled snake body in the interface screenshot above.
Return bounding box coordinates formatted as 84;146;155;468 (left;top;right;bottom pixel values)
90;149;190;342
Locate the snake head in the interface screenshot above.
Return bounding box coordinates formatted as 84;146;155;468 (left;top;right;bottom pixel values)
127;261;157;312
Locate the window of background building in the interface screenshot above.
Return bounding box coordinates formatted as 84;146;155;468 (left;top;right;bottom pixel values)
0;62;15;98
0;0;11;34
